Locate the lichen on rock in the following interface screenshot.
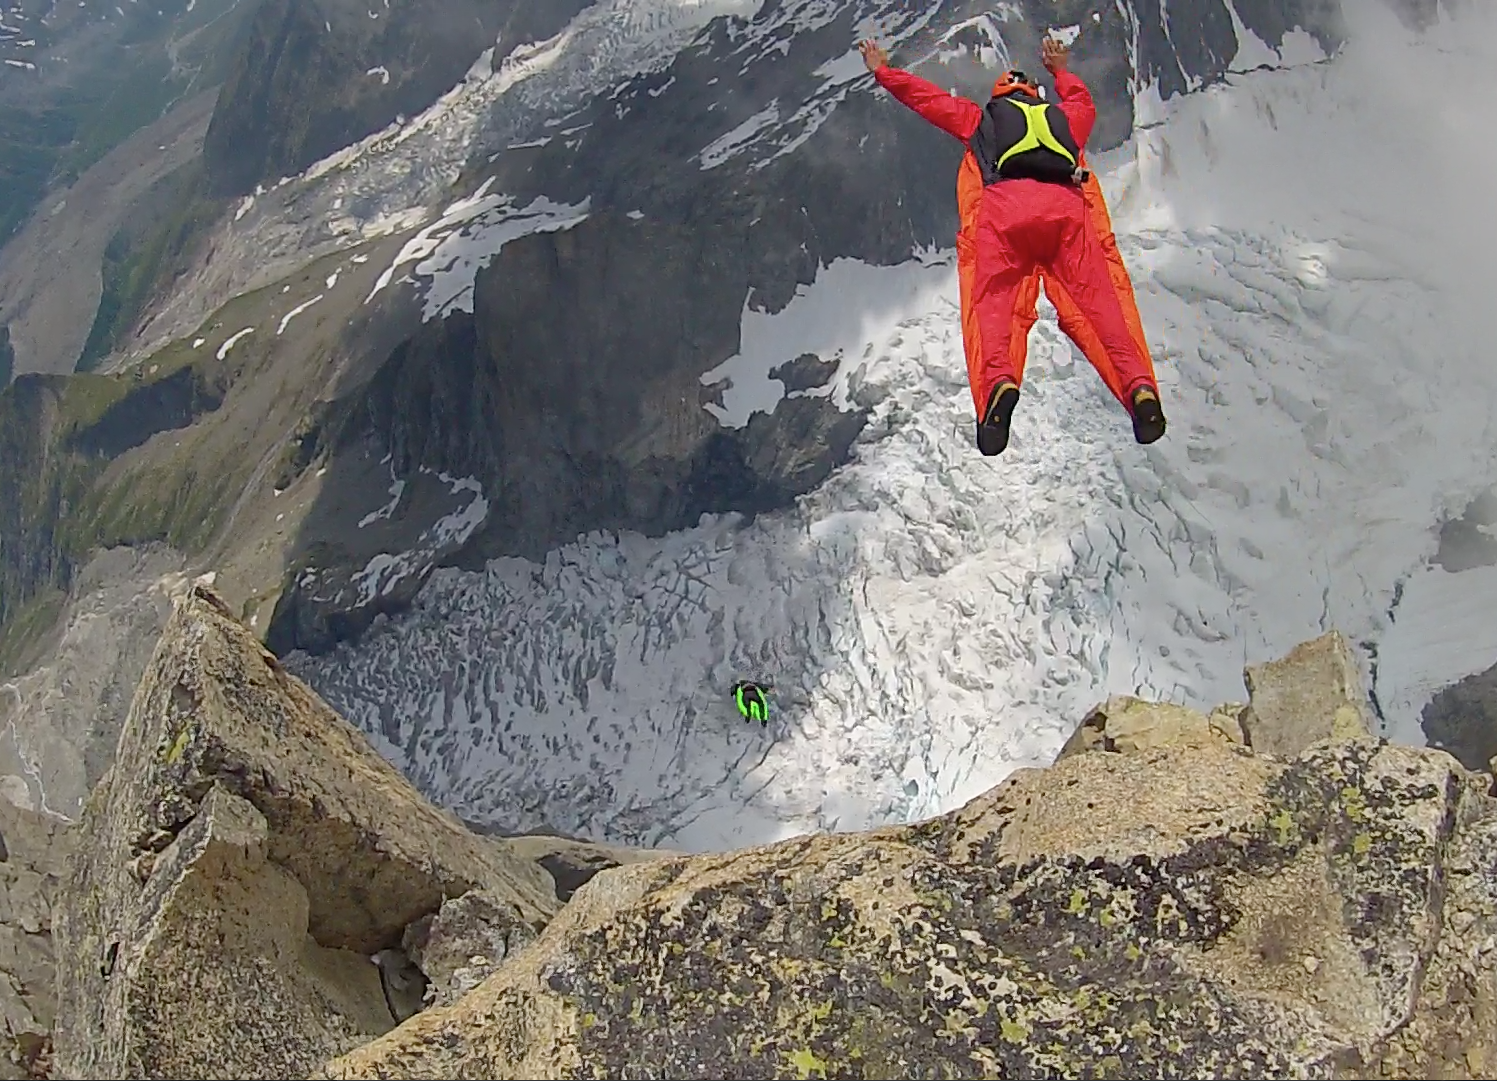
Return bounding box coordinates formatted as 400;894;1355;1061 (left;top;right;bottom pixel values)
16;590;1494;1080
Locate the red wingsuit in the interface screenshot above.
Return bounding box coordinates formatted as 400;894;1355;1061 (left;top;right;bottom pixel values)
873;64;1160;425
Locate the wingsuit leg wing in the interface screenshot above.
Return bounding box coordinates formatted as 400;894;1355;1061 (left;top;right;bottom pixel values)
967;168;1158;410
956;156;1042;418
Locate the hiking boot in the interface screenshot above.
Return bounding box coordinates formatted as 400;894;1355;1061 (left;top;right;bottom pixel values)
1130;386;1167;445
976;381;1020;456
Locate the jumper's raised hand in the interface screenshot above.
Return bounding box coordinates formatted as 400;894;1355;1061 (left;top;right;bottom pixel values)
858;38;888;73
1041;35;1069;73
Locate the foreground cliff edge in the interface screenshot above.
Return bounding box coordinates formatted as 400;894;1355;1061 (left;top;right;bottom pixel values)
38;584;1497;1079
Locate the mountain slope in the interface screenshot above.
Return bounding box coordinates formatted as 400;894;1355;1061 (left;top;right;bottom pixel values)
0;0;249;248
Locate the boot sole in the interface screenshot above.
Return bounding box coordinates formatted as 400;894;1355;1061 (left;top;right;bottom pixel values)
1132;398;1167;445
977;385;1020;456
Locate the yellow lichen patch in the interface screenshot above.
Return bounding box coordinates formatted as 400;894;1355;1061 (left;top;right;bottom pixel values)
1268;808;1297;845
784;1046;828;1079
1000;1015;1030;1043
162;725;193;764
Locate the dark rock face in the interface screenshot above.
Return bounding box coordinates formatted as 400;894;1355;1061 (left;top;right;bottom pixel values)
771;353;839;394
1436;489;1497;572
366;215;868;559
1422;662;1497;772
0;325;12;387
65;365;225;460
264;211;867;654
0;377;78;631
201;0;591;196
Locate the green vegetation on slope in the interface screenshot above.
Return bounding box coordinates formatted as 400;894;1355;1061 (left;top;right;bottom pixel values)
0;253;346;663
76;162;228;373
0;586;66;680
0;0;250;247
0;375;112;631
0;347;227;636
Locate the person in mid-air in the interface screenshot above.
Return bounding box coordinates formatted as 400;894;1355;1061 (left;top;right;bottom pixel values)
860;35;1167;456
731;680;770;725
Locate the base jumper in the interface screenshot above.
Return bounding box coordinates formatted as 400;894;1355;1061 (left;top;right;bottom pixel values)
861;36;1168;455
731;680;770;725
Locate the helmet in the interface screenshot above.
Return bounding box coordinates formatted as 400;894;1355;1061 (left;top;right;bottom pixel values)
992;68;1039;98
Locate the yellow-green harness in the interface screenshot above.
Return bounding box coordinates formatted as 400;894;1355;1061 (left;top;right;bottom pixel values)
969;91;1085;186
994;99;1077;173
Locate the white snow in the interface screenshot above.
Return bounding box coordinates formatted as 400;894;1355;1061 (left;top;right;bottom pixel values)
702;1;945;172
276;294;323;335
929;13;1015;69
359;468;407;528
367;179;590;320
337;472;490;607
1375;566;1497;744
699;251;950;428
290;4;1497;853
1049;24;1082;48
1223;0;1279;71
698;101;782;169
215;327;254;360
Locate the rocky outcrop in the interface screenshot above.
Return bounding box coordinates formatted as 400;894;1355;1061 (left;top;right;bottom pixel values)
321;631;1497;1080
1242;631;1377;759
502;833;685;905
1057;694;1248;759
0;801;70;1081
14;582;1493;1079
0;546;185;820
51;581;564;1079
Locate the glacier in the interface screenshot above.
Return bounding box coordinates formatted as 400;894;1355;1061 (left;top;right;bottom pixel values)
289;2;1497;851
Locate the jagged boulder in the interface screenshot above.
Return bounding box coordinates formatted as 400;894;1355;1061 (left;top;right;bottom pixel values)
0;801;71;1080
51;583;563;1080
1056;695;1248;760
1242;630;1376;759
321;639;1497;1080
501;834;684;904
